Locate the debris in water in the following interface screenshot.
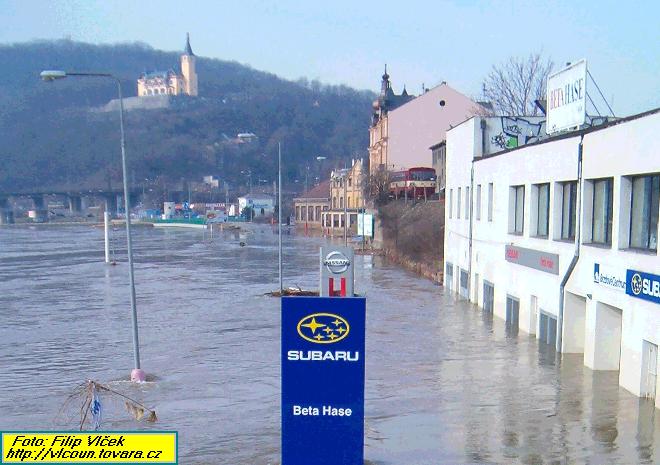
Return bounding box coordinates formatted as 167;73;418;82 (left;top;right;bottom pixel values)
266;286;319;297
60;380;157;431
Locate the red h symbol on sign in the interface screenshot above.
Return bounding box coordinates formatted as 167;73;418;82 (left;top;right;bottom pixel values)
328;277;347;297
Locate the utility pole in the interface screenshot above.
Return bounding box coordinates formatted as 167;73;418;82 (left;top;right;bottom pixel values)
343;173;348;246
278;143;283;294
304;165;309;233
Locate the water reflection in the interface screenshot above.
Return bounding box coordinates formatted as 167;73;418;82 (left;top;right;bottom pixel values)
0;225;658;464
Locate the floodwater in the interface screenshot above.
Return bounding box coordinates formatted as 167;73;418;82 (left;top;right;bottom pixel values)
0;224;658;465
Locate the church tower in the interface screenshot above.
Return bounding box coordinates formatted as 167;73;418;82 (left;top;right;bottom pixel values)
181;33;198;96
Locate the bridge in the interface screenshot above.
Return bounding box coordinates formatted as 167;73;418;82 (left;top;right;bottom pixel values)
0;188;194;224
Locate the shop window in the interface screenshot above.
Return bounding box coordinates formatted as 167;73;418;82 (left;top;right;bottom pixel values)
629;174;659;250
457;187;462;219
465;186;470;219
488;183;494;222
476;184;482;221
534;183;550;238
589;178;613;245
449;189;453;219
560;181;577;240
509;185;525;234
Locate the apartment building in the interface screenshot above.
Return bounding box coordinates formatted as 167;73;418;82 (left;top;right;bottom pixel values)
444;108;660;407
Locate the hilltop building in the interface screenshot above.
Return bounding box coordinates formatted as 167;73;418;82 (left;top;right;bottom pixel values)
137;33;198;97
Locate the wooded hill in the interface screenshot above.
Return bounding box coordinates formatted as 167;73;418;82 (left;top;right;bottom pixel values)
0;40;373;193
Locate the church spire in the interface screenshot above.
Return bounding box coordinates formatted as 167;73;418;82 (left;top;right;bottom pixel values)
380;64;391;95
184;32;194;56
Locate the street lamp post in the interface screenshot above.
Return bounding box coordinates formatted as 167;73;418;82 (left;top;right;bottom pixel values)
40;70;146;383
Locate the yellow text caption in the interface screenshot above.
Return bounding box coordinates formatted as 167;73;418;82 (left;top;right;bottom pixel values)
2;432;176;463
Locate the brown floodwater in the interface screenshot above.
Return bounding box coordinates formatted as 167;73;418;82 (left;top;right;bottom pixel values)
0;224;658;464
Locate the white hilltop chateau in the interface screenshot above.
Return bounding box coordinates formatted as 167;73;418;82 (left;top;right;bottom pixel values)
137;33;198;97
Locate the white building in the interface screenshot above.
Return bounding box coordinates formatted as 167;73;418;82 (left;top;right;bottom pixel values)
238;194;275;217
444;108;660;408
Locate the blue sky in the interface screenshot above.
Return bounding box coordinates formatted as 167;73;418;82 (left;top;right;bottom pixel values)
1;0;658;116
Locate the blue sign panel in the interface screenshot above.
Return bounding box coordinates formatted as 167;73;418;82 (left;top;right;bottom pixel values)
281;296;366;465
626;269;660;305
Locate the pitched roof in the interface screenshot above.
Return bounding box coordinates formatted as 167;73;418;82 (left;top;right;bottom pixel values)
296;180;331;200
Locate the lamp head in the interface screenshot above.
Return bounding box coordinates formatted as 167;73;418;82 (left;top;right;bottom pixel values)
40;70;67;82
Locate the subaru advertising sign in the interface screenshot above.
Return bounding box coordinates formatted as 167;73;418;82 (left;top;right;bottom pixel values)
281;296;366;465
626;269;660;305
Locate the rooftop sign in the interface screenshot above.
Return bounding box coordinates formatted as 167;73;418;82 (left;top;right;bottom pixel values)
546;59;587;134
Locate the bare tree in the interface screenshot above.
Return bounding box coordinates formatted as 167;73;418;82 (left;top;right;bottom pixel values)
483;52;554;116
367;166;392;206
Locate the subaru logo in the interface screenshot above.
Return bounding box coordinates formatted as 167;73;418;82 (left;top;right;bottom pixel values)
631;273;643;295
297;313;350;344
323;251;350;274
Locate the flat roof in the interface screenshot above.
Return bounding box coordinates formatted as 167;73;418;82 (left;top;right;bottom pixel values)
474;106;660;163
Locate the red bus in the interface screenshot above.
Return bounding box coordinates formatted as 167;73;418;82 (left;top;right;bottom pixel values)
389;167;436;200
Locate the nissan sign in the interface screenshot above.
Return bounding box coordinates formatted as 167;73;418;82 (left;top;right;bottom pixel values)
320;246;354;297
323;251;351;274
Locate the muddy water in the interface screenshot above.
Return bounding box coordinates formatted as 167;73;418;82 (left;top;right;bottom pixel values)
0;224;657;464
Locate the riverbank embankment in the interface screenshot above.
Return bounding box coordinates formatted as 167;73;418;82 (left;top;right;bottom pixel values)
376;200;444;284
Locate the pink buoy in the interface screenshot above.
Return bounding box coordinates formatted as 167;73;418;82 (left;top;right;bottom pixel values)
131;368;146;383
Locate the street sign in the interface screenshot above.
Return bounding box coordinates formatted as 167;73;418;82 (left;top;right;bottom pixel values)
281;296;366;465
357;213;373;238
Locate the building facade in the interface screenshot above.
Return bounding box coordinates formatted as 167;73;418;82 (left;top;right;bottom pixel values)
293;180;330;228
368;67;413;176
444;109;660;407
430;141;446;195
238;194;275;218
386;82;483;171
137;33;198;97
321;159;366;233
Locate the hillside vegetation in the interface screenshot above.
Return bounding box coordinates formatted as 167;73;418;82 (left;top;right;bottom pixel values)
0;40;373;193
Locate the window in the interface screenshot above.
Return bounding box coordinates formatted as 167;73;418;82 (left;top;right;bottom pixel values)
465;186;470;219
457;187;462;219
535;183;550;237
591;178;613;245
459;269;469;299
295;206;300;220
488;183;494;222
630;174;659;250
476;184;482;220
449;189;453;219
561;182;577;240
483;281;494;314
505;295;520;335
510;185;525;234
445;262;454;291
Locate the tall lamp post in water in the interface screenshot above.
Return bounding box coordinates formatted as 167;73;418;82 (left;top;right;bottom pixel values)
40;70;145;383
